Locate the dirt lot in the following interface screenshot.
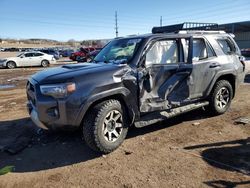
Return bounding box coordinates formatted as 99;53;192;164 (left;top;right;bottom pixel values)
0;55;249;187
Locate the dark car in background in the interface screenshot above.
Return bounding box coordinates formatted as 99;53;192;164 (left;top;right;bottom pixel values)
40;49;60;60
241;48;250;57
60;49;75;57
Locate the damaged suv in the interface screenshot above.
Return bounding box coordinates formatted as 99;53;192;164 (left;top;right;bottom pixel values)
27;23;245;153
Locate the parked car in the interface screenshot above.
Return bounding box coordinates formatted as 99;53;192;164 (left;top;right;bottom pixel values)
40;49;60;60
61;49;74;57
3;48;20;52
69;47;96;61
76;49;101;62
27;23;245;153
0;51;56;68
241;48;250;57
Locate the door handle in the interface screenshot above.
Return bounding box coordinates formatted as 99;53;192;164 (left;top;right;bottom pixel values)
209;63;221;68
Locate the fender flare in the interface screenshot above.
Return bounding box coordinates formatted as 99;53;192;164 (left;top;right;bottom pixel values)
205;70;236;97
74;87;137;126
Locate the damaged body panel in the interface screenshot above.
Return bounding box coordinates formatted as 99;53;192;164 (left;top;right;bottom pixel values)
26;24;245;153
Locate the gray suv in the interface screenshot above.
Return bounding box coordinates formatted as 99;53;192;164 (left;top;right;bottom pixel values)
27;23;245;153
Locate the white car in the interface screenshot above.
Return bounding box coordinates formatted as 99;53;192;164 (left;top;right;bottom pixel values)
0;51;56;69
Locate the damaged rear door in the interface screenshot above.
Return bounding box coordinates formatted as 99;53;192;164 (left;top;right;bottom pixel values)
138;38;192;113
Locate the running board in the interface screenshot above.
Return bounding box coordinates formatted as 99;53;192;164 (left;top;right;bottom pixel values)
134;101;209;128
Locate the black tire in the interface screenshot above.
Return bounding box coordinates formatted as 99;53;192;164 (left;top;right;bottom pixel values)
41;60;49;67
207;80;233;115
82;99;128;153
6;61;16;69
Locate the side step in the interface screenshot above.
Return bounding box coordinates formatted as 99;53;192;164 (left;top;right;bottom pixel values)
134;101;209;128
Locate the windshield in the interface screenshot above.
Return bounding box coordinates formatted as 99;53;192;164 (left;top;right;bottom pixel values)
94;38;142;63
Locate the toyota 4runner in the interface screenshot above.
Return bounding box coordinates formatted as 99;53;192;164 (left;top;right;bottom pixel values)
26;23;245;153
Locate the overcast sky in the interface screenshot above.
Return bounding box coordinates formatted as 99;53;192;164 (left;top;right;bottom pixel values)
0;0;249;41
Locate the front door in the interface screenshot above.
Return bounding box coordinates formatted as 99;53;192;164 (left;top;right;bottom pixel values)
138;38;192;113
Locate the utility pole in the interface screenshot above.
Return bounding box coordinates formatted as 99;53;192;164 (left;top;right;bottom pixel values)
160;16;162;26
115;11;118;37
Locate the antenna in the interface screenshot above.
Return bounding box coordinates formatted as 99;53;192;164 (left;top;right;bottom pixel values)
115;11;118;37
160;16;162;26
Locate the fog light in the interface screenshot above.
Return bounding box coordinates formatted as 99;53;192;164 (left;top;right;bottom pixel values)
47;107;59;117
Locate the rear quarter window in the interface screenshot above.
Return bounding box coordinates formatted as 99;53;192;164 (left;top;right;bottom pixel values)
217;38;236;55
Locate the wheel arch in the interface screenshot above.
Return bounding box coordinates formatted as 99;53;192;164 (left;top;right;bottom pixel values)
6;60;17;67
41;59;50;64
208;73;236;98
76;89;137;128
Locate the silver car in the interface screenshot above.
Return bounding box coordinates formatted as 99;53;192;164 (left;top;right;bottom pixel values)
0;51;56;69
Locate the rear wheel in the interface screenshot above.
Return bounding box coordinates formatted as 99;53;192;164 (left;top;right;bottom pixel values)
7;61;16;69
82;99;128;153
41;60;49;67
207;80;233;115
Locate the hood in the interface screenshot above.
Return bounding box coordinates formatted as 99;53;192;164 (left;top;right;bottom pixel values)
31;63;124;84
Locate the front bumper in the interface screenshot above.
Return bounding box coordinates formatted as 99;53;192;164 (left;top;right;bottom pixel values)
28;102;48;130
26;79;82;130
50;59;57;64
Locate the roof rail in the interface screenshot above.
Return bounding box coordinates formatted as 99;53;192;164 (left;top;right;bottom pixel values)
152;22;219;34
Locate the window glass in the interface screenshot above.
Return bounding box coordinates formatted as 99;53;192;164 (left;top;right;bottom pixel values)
206;43;214;58
217;39;234;54
24;53;34;57
34;53;43;56
94;38;142;63
192;39;207;61
145;40;178;66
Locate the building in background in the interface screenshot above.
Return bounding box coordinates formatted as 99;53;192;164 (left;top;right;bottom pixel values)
220;21;250;49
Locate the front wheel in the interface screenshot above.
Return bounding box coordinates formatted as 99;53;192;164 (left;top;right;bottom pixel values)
207;80;233;115
7;61;16;69
82;99;128;153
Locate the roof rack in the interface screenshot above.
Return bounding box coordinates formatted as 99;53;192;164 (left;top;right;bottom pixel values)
152;22;219;34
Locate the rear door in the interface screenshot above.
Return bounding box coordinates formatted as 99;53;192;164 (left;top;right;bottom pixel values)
185;37;219;99
33;52;44;65
138;38;193;113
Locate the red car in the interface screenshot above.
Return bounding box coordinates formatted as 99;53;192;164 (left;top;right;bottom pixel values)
69;47;96;61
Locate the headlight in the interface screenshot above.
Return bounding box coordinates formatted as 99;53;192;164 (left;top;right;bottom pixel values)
40;82;76;98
